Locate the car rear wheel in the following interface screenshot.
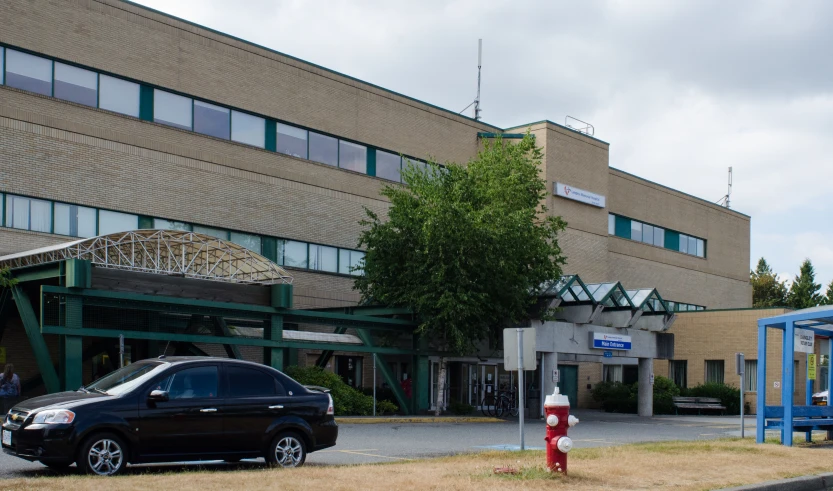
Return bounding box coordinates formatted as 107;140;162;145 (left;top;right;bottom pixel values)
267;432;306;468
77;433;127;476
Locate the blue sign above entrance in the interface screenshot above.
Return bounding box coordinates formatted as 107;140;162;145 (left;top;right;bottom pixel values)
603;351;613;358
592;333;632;350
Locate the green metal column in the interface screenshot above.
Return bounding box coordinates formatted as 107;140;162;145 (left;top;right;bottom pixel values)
413;334;429;414
315;326;347;368
355;328;411;415
62;295;83;391
264;314;284;370
212;316;243;359
10;285;59;393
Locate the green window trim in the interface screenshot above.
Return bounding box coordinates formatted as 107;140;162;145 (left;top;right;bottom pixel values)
367;147;377;177
614;215;631;239
139;85;153;121
265;119;277;152
664;230;680;251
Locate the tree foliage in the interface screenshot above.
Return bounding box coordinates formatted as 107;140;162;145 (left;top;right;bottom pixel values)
788;259;822;309
750;258;787;308
823;279;833;306
354;134;567;354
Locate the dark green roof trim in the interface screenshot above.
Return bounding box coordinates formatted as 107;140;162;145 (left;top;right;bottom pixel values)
677;306;792;313
504;120;611;145
610;167;751;218
117;0;503;132
477;132;528;139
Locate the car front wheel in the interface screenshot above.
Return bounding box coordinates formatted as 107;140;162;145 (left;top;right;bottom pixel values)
267;432;306;468
77;433;127;476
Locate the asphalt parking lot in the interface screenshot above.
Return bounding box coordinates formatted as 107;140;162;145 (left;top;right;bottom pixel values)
0;410;766;478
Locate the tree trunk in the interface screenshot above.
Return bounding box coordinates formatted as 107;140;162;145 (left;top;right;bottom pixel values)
434;356;448;416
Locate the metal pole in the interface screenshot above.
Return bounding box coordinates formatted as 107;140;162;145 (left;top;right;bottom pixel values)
119;334;124;368
373;353;377;417
737;352;744;439
517;328;525;450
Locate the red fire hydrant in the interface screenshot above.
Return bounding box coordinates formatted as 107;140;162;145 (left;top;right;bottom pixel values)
544;387;579;474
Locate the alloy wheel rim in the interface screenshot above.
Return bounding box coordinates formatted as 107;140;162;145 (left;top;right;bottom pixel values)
274;436;303;467
87;439;123;475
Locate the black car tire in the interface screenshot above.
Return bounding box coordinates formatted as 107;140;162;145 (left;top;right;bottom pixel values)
266;432;306;468
76;432;128;476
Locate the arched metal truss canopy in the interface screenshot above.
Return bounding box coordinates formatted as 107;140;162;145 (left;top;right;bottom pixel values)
0;229;293;285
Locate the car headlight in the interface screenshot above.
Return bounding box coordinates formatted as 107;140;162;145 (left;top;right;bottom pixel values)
32;409;75;425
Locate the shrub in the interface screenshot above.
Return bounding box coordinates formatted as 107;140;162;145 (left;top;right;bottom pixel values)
652;375;681;414
592;376;680;414
284;366;399;416
683;382;741;415
448;400;475;415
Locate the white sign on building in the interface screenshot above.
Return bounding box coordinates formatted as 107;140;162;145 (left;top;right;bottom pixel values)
554;182;606;208
794;328;815;354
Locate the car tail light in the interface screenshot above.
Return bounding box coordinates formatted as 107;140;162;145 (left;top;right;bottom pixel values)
327;394;334;416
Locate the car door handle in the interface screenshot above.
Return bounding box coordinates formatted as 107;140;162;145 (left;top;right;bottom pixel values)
268;405;284;409
200;408;218;413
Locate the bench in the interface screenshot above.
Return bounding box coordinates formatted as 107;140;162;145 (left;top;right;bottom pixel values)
672;396;726;415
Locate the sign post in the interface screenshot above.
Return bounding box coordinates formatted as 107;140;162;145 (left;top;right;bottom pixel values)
119;334;125;369
736;353;744;438
504;328;537;451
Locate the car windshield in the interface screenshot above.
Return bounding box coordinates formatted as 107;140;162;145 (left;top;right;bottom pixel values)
85;361;167;396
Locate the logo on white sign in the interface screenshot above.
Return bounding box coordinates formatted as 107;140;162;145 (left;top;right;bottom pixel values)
554;182;606;208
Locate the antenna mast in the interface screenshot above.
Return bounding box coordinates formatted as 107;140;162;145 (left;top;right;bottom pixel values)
726;166;732;208
474;39;482;121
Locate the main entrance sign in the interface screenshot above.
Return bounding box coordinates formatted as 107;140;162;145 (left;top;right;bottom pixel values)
554;182;606;208
591;332;632;350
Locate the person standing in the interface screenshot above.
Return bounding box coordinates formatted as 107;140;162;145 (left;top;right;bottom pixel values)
0;363;21;398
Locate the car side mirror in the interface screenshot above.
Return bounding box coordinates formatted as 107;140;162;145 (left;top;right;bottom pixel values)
148;390;169;403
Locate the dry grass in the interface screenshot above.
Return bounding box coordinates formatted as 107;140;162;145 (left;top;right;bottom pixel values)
5;439;833;491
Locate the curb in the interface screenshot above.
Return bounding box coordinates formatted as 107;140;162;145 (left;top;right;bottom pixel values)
719;472;833;491
335;416;504;424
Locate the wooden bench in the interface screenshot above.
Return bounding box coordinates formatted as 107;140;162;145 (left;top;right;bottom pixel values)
672;396;726;415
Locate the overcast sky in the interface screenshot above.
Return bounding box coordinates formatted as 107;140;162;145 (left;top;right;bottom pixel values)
134;0;833;291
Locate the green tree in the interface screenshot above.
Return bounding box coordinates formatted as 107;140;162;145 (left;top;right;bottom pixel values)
355;134;567;414
750;258;787;307
788;259;822;309
822;279;833;305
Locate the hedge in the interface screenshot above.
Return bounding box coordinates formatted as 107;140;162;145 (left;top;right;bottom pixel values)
285;366;398;416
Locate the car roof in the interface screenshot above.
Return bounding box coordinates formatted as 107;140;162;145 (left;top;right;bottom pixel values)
151;356;276;370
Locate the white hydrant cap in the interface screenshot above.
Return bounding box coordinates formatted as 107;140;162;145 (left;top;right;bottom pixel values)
568;415;579;427
544;386;570;407
546;414;559;427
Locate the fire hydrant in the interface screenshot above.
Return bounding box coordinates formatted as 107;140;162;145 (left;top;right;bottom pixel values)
544;386;579;474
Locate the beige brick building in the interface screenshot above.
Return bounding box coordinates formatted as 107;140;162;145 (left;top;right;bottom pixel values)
0;0;753;409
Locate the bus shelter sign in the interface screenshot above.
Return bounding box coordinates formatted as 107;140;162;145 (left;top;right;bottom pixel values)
591;332;632;350
794;328;814;354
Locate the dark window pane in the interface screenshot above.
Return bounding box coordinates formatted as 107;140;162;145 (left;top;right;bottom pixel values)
276;123;308;159
6;49;52;96
339;141;366;173
99;75;140;117
166;366;219;399
154;89;192;130
194;100;230;139
376;150;401;182
227;366;279;398
53;62;97;107
309;132;337;166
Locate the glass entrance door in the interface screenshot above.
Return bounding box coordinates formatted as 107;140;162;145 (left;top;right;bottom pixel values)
471;364;498;409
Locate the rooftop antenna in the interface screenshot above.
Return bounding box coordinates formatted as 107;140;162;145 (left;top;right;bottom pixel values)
716;167;732;208
459;39;483;120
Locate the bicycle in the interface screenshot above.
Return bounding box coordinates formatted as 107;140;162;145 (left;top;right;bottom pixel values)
495;389;519;418
480;391;498;417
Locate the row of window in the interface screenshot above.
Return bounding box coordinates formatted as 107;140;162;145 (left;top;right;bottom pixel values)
2;193;365;276
666;301;706;312
608;214;706;258
669;359;759;391
0;45;429;184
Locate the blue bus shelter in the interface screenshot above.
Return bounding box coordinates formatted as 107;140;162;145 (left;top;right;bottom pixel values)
757;306;833;446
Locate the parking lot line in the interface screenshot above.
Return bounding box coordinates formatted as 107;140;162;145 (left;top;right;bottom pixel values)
335;450;411;461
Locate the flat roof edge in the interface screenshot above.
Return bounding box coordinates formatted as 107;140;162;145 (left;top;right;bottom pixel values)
504;120;611;145
112;0;503;132
609;167;751;218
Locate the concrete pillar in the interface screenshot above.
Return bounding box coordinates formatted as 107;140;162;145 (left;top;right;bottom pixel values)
638;357;653;417
542;352;558;398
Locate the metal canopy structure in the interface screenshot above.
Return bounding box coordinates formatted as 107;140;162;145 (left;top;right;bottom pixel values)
538;275;676;330
757;307;833;446
0;230;292;285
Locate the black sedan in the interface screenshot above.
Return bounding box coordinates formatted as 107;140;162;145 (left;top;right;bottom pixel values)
1;357;337;475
